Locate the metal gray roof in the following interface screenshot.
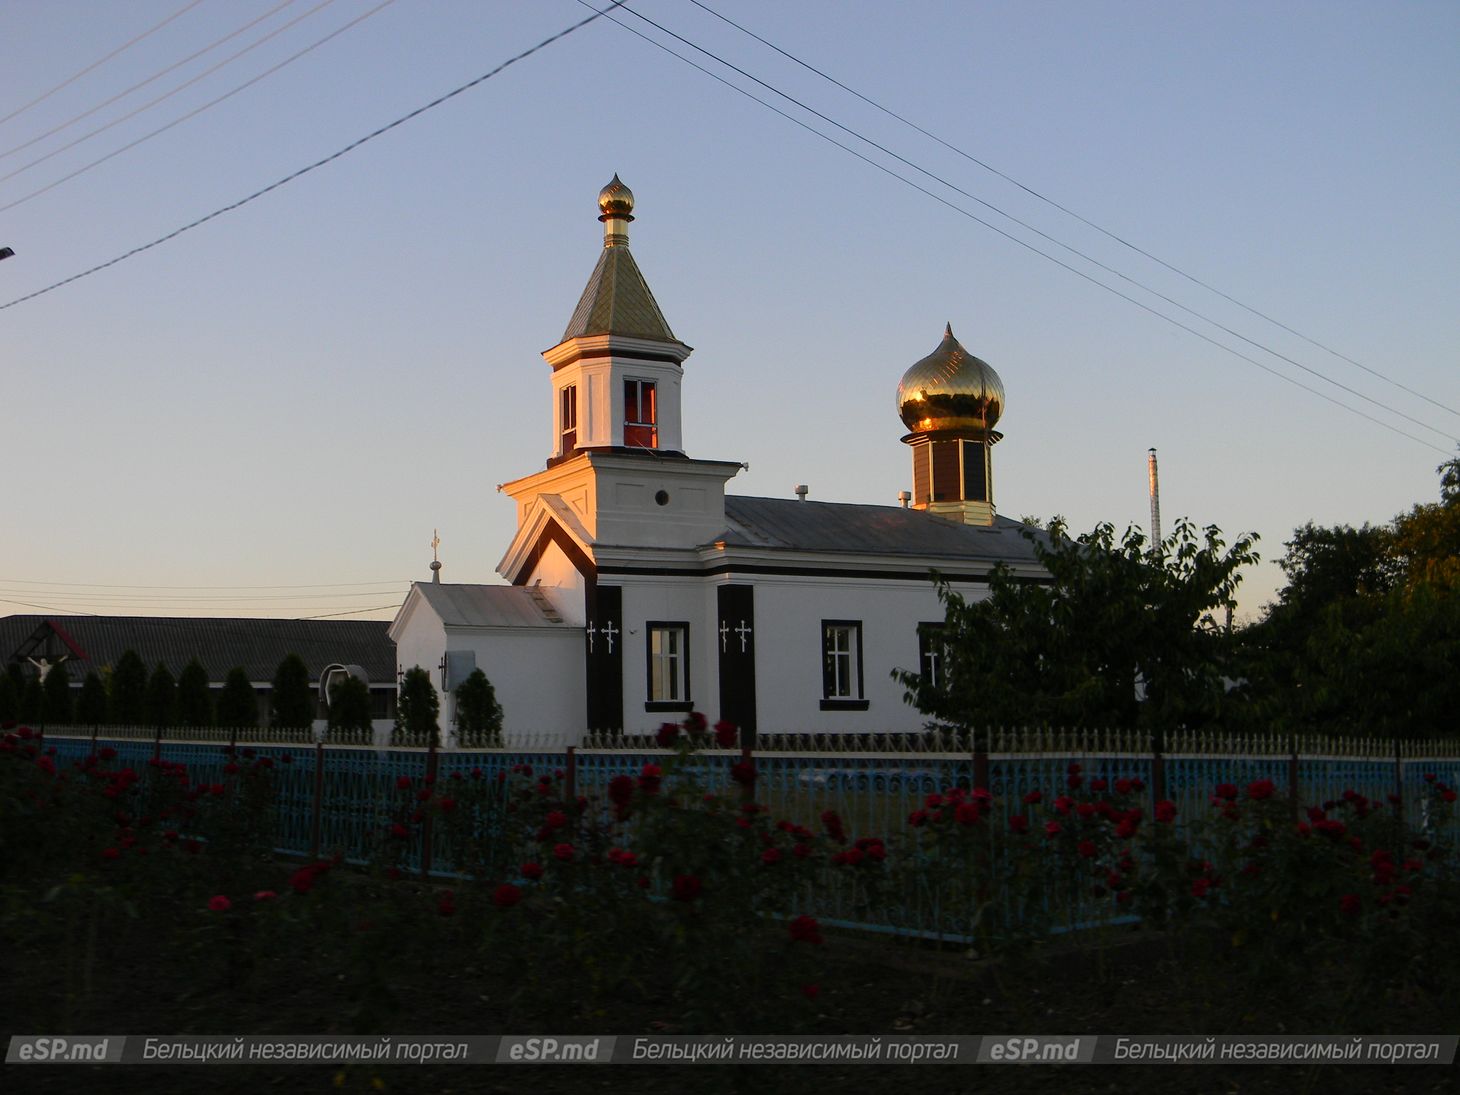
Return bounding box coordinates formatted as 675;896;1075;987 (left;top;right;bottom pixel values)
410;583;572;629
0;615;395;684
719;496;1046;565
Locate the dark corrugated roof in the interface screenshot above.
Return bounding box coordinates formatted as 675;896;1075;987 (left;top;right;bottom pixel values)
719;496;1046;564
0;615;395;684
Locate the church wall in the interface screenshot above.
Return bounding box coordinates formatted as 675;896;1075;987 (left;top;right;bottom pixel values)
616;575;713;734
457;628;582;738
527;541;587;626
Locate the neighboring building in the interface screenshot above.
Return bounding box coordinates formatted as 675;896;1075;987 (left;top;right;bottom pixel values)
0;615;397;723
391;178;1049;740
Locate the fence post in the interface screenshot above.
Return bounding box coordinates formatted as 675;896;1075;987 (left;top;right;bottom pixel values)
89;720;99;757
564;745;577;805
1288;734;1300;819
740;743;755;805
152;720;163;763
1394;737;1405;826
1150;728;1166;805
308;741;325;860
421;734;439;879
972;728;990;791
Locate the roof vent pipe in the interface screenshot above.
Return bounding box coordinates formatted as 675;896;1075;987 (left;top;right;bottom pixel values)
897;490;911;508
793;484;809;501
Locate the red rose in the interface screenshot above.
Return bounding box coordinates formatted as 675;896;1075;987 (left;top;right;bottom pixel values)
520;862;544;880
493;883;522;908
1008;815;1029;835
1090;778;1109;792
954;802;980;826
1191;878;1213;899
207;895;232;912
102;847;121;860
1077;840;1097;859
545;810;568;830
907;809;928;827
439;797;456;813
793;843;811;859
713;720;738;748
1053;795;1074;816
1213;783;1239;802
553;842;574;862
731;761;757;786
638;764;663;795
1067;773;1083;790
1114;778;1133;795
1115;818;1138;840
254;890;278;901
656;722;680;748
1246;779;1276;801
761;848;783;865
1022;790;1043;805
1339;893;1361;917
683;711;708;734
608;775;635;809
1044;820;1062;836
671;874;702;902
788;914;823;945
396;776;412;790
802;983;821;1001
1154;800;1177;823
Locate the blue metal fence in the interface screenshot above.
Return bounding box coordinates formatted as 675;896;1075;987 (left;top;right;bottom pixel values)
41;727;1460;944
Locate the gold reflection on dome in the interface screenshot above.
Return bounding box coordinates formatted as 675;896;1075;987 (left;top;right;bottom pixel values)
598;174;635;219
897;323;1005;433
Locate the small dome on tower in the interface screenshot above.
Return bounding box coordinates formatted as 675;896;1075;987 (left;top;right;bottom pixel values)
598;174;635;219
897;323;1004;433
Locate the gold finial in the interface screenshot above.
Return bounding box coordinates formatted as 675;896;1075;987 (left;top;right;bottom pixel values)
598;174;634;247
430;529;442;583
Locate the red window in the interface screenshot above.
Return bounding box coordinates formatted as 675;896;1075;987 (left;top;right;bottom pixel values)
624;379;657;449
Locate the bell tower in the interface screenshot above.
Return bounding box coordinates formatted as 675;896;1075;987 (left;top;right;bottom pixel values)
541;176;693;465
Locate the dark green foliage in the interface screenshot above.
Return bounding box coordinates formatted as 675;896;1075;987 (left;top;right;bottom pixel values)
77;671;108;726
394;665;439;746
454;668;503;745
326;673;373;737
42;662;71;725
176;659;212;727
110;649;147;726
0;665;21;723
20;675;44;724
269;654;314;729
899;518;1258;732
216;667;259;727
145;663;176;729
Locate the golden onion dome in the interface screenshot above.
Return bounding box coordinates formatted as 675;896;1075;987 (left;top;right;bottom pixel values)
597;174;635;219
897;323;1004;433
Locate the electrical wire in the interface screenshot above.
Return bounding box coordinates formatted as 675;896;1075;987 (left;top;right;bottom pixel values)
582;2;1453;457
603;2;1457;447
0;0;369;201
0;1;626;310
0;577;408;589
0;0;302;163
0;0;206;128
687;0;1460;424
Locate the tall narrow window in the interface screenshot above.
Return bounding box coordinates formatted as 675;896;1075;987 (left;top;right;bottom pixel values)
646;622;690;711
560;385;578;453
820;620;868;710
624;378;658;449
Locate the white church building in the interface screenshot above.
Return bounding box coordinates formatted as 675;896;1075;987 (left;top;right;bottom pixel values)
389;177;1048;740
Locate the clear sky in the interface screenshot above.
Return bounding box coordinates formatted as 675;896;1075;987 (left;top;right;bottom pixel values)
3;1;1457;623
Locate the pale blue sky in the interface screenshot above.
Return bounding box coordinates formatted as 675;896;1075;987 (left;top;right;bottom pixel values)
3;1;1457;622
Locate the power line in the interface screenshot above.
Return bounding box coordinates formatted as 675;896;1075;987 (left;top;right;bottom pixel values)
0;588;407;603
0;577;409;589
0;0;206;128
1;0;376;204
584;2;1453;457
687;0;1460;425
0;1;626;311
0;0;303;163
605;2;1456;447
298;604;402;619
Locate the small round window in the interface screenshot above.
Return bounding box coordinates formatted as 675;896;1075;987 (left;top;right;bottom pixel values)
654;490;670;506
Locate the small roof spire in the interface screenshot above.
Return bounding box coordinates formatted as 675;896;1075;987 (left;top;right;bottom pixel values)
429;529;443;584
944;321;954;339
598;174;635;248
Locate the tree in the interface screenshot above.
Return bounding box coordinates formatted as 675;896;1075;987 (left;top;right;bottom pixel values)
394;665;440;746
177;659;213;727
454;668;503;746
145;663;176;729
270;654;314;729
110;649;147;725
899;518;1258;732
43;661;72;725
326;673;373;739
20;674;44;724
77;671;108;726
216;667;259;727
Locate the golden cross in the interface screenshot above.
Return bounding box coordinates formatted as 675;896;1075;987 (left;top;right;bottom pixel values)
431;529;441;562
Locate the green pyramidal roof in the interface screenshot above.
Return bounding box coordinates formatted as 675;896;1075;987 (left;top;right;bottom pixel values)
561;245;678;343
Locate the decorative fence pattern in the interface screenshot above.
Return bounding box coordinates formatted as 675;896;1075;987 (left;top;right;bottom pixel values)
42;726;1460;943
